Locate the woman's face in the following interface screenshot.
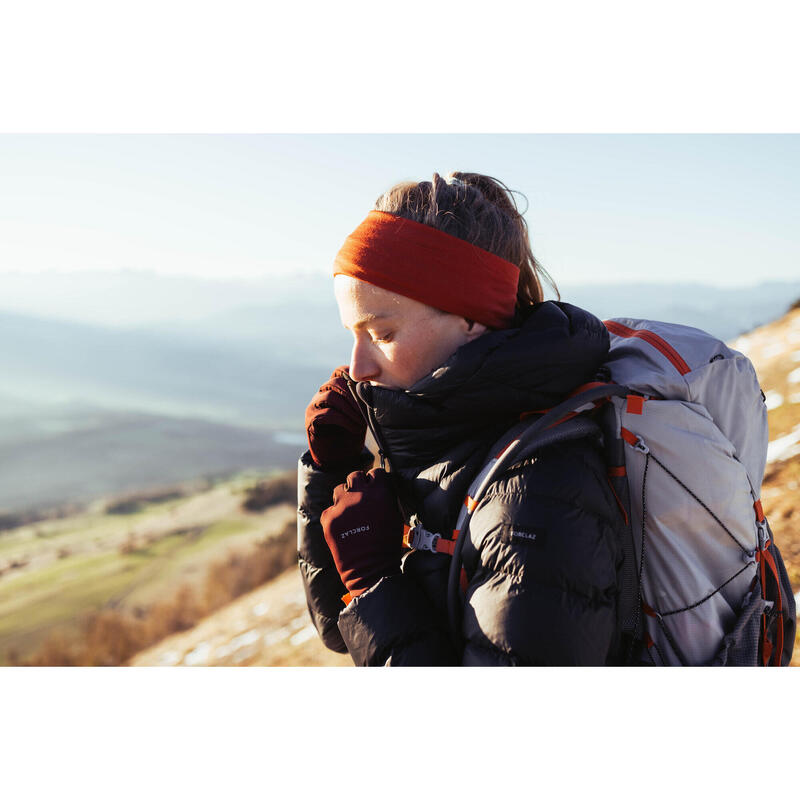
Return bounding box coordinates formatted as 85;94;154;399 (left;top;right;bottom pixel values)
334;275;487;390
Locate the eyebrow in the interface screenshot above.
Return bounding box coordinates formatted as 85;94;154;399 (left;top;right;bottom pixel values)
347;312;392;331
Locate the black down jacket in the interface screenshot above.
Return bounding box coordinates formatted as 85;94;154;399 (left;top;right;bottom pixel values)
297;302;626;666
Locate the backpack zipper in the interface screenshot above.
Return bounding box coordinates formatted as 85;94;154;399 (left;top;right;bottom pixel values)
604;320;691;376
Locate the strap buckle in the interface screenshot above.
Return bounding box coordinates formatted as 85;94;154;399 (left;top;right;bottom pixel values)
633;435;650;455
405;523;441;553
757;522;770;551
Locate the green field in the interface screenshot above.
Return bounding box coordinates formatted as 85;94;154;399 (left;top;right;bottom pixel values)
0;471;295;665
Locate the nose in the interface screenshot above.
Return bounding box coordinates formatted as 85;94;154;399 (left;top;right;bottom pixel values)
349;335;380;383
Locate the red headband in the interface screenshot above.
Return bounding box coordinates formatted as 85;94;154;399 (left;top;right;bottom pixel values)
332;211;519;329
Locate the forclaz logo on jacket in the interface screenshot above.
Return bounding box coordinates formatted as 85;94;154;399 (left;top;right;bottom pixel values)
500;526;548;547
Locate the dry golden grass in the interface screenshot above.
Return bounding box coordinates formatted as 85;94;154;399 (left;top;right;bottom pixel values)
15;520;299;666
130;568;352;667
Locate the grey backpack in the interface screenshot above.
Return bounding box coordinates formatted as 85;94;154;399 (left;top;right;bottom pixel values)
408;318;796;665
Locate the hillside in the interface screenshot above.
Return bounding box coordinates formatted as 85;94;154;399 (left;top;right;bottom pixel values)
0;474;298;665
130;568;350;667
0;408;301;514
132;305;800;667
732;306;800;667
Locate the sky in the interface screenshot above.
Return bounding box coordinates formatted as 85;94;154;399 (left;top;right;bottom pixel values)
1;134;798;288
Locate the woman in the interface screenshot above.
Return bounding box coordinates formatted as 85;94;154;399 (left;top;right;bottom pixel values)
297;172;625;666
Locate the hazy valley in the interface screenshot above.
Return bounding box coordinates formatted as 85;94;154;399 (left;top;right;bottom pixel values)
2;270;798;520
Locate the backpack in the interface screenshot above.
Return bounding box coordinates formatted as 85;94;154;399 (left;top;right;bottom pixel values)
404;317;796;666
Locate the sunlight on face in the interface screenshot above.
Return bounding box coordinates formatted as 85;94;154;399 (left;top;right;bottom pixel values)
333;275;487;390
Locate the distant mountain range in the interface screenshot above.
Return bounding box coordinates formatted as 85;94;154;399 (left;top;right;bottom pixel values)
556;281;800;343
0;308;327;429
1;269;798;514
3;273;798;423
3;268;797;347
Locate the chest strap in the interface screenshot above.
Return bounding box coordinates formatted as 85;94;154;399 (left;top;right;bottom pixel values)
403;523;459;556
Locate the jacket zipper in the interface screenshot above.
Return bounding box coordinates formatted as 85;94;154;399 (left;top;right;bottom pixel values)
345;376;420;524
344;375;391;471
604;320;691;376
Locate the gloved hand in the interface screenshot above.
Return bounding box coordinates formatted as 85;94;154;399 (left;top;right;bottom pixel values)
321;468;405;598
305;366;367;470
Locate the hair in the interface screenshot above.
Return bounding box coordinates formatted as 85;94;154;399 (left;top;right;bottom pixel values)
373;171;558;313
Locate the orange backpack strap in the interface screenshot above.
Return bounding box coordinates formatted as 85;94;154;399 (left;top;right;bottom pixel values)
404;521;459;556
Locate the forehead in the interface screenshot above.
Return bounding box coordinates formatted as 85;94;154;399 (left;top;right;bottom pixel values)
334;275;430;329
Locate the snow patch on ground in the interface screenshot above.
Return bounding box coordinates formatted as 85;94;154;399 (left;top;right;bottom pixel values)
761;342;786;360
212;629;262;662
732;336;751;354
789;367;800;385
790;393;800;405
183;642;212;666
212;642;234;660
263;625;293;647
767;424;800;464
290;625;318;646
792;351;800;363
156;650;182;666
232;647;258;664
251;601;270;617
765;391;784;411
230;629;260;650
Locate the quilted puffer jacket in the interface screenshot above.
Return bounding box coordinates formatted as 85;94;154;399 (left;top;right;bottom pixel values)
297;301;627;666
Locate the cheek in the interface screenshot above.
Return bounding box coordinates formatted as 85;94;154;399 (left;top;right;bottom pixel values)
420;318;465;359
394;322;461;378
376;335;418;380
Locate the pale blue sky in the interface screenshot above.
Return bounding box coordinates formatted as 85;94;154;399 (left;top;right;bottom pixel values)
1;134;798;287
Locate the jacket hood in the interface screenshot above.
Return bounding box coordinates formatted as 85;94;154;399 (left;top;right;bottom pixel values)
357;301;610;472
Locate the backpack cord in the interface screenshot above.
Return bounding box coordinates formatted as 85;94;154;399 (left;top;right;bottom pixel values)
633;452;692;666
630;446;755;661
648;451;749;555
659;561;753;617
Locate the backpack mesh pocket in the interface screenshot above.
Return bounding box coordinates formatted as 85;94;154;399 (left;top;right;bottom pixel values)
711;589;770;666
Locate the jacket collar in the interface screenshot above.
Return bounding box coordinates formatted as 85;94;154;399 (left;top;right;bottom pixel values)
356;302;610;472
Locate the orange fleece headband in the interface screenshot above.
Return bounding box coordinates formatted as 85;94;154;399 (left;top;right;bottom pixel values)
333;210;519;329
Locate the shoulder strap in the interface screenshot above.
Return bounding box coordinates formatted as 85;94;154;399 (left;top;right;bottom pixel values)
446;384;631;650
